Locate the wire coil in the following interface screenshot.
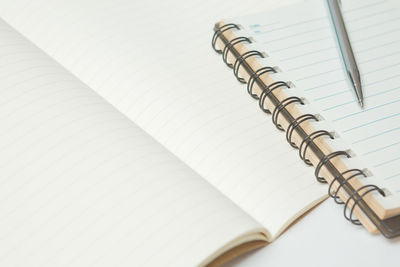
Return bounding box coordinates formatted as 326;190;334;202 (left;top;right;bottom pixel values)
259;81;291;114
212;23;240;53
344;184;385;225
286;114;319;148
223;37;252;68
247;67;276;99
328;168;366;204
233;50;265;83
212;23;387;231
272;96;304;131
315;151;351;183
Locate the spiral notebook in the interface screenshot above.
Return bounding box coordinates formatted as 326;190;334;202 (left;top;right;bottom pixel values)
0;0;399;266
213;0;400;238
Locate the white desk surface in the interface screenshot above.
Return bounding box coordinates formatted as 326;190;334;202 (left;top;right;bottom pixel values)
225;199;400;267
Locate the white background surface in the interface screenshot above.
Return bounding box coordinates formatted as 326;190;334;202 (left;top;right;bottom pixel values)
225;199;400;267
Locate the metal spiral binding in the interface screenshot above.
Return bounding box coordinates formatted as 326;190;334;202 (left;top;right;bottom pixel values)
223;37;252;68
259;81;291;114
328;168;366;204
299;130;334;166
271;96;304;131
286;114;319;148
344;184;386;225
212;23;389;231
233;50;265;83
212;23;240;53
248;67;276;99
315;151;351;183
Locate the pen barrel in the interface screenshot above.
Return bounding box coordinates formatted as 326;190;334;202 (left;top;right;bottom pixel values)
327;0;363;106
327;0;357;66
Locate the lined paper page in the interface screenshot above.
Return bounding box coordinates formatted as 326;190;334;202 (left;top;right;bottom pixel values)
234;0;400;209
0;0;328;238
0;19;265;267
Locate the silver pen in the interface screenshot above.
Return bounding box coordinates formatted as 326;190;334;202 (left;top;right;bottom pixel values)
326;0;364;108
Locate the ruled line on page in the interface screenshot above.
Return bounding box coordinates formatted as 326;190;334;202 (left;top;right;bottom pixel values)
352;127;400;144
363;141;400;156
374;156;400;168
238;0;400;200
341;112;400;133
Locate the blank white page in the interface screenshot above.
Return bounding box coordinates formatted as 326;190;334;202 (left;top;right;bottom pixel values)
233;0;400;209
0;19;265;267
0;0;327;238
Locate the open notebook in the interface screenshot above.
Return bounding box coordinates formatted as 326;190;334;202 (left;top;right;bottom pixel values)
0;0;324;267
0;0;398;267
214;0;400;238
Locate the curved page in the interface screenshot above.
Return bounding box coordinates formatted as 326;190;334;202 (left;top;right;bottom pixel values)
0;0;327;239
0;19;265;267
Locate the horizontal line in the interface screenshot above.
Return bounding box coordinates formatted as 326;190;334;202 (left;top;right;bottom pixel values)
282;37;400;68
363;73;400;86
360;49;400;64
286;57;338;72
280;46;336;62
313;89;349;102
353;26;400;45
280;37;400;75
343;112;400;133
255;0;393;51
300;61;400;90
353;127;400;144
346;7;395;23
357;38;400;55
272;16;400;55
249;22;279;29
344;0;387;13
334;99;400;122
349;14;400;35
312;72;400;103
278;20;400;66
295;67;341;81
302;64;400;96
269;35;331;53
323;86;400;111
304;79;345;92
255;0;389;36
254;16;326;35
384;172;400;180
262;26;327;44
374;155;400;168
363;140;400;156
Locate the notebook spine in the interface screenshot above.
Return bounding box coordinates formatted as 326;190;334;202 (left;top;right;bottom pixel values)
211;23;393;236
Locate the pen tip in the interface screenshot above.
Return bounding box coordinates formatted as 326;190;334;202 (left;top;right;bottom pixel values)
359;99;364;108
352;80;364;109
